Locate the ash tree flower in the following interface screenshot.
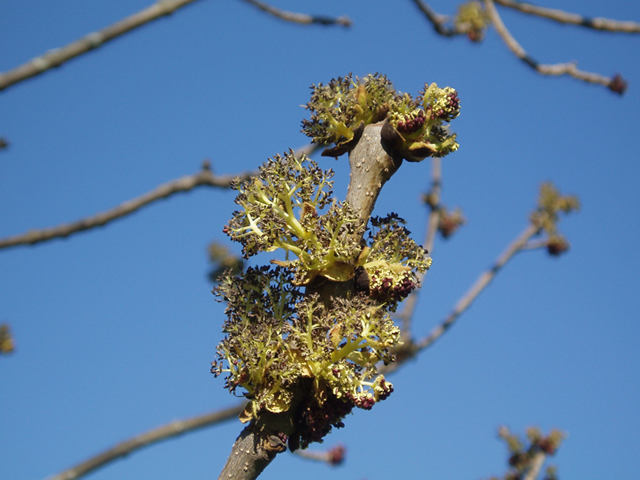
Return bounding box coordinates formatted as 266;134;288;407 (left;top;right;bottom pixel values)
213;74;449;451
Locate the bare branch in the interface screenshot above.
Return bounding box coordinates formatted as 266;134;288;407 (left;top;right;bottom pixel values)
0;0;203;92
0;163;255;251
415;223;540;351
411;0;462;36
239;0;351;27
484;0;621;91
293;444;346;466
46;402;246;480
494;0;640;33
523;451;547;480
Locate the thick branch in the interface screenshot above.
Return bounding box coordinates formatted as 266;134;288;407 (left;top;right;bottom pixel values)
0;0;202;92
484;0;618;90
0;164;254;250
240;0;351;27
47;403;246;480
345;123;402;221
494;0;640;33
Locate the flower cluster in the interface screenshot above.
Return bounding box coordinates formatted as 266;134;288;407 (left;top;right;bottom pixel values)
212;269;404;448
491;426;564;480
358;214;431;311
225;150;364;285
384;83;460;161
301;73;398;155
215;151;432;448
302;74;460;161
454;1;491;42
530;182;580;257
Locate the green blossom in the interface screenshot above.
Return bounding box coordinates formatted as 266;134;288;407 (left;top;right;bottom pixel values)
226;150;364;285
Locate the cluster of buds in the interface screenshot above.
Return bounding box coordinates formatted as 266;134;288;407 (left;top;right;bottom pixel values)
302;75;460;162
437;207;466;239
383;83;460;162
492;426;564;480
212;270;406;447
358;214;431;311
530;182;580;257
0;324;14;354
454;1;491;42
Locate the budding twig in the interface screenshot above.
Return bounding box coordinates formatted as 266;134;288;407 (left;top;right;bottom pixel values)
0;0;202;92
483;0;619;91
46;403;246;480
0;164;254;250
494;0;640;33
240;0;351;27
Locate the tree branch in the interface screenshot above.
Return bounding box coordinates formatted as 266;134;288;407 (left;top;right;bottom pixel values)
415;223;540;352
0;163;255;250
46;402;246;480
0;0;203;92
494;0;640;33
522;451;546;480
411;0;462;37
240;0;351;27
484;0;621;91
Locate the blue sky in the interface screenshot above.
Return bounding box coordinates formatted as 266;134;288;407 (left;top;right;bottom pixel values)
1;1;639;479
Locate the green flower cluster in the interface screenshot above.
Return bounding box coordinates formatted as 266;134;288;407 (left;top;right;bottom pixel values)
359;214;431;311
302;74;460;162
384;83;460;161
216;152;430;448
530;182;580;256
225;150;364;285
454;1;491;42
301;73;396;149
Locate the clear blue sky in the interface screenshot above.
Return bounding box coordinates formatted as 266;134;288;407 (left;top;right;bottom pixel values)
1;1;639;479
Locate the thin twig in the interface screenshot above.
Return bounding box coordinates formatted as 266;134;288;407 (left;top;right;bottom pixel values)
484;0;618;90
45;402;246;480
494;0;640;33
0;0;202;92
240;0;351;27
411;0;462;36
0;163;254;250
522;451;546;480
415;223;540;351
